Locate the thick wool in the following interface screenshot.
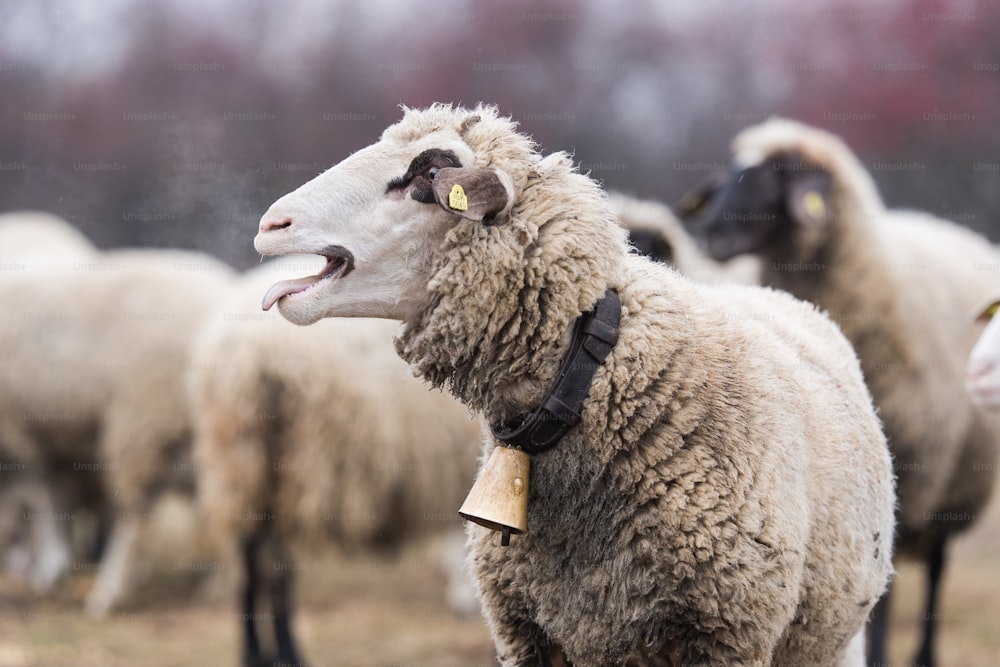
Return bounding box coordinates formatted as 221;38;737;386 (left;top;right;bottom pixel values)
0;248;235;612
0;212;97;590
384;106;895;666
609;192;760;285
190;258;482;557
731;119;1000;550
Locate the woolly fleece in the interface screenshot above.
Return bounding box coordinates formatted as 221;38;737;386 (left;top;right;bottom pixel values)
281;105;895;666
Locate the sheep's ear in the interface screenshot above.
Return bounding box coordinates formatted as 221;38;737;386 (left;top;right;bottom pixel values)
431;167;514;225
786;171;832;227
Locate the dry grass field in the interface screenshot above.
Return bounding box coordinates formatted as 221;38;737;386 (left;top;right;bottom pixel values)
0;537;495;667
1;488;998;667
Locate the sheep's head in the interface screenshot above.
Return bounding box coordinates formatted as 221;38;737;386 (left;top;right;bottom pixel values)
678;150;832;264
678;118;880;265
967;299;1000;408
253;104;529;325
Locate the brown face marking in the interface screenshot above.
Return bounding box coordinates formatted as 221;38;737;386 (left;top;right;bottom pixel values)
386;148;462;203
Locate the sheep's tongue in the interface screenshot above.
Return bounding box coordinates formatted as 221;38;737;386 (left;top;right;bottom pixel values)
261;275;321;311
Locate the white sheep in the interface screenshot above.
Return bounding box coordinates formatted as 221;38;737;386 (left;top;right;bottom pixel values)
0;247;235;615
680;117;1000;667
0;212;97;591
252;104;895;666
967;297;1000;407
609;192;760;284
188;255;482;666
0;210;96;267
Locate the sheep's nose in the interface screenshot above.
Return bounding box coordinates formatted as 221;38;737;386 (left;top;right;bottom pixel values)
259;215;293;234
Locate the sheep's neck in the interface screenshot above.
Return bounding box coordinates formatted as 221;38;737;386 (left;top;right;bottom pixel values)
491;289;621;454
395;259;598;426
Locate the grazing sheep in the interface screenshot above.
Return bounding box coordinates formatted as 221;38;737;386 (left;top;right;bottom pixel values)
967;297;1000;408
189;256;481;667
252;104;895;666
0;248;235;615
609;192;760;284
680;117;1000;667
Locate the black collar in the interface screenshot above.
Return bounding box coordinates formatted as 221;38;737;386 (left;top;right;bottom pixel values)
492;289;621;455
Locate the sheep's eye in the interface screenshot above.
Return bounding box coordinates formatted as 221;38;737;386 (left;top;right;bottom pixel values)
427;167;439;180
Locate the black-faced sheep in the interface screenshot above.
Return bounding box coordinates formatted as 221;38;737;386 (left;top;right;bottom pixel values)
0;247;235;615
251;104;895;666
680;117;1000;667
189;255;482;666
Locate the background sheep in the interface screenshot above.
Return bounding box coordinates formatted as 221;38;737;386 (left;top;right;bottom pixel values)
967;297;1000;408
609;192;760;284
253;103;895;666
189;255;482;666
680;117;1000;667
0;211;96;267
0;212;99;591
0;246;236;616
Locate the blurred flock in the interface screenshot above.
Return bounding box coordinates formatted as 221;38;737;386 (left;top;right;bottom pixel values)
2;0;1000;665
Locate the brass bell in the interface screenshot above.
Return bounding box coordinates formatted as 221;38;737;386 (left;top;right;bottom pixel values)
458;446;530;546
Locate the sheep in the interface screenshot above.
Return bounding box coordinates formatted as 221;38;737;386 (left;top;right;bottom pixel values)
967;297;1000;408
188;255;482;667
0;212;97;591
0;210;96;267
0;247;235;615
608;192;760;284
679;116;1000;667
251;103;896;666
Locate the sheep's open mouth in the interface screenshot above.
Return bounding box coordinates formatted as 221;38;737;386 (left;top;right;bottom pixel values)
261;246;355;311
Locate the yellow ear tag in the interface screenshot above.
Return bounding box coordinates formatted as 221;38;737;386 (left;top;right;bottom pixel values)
448;184;468;211
803;190;826;220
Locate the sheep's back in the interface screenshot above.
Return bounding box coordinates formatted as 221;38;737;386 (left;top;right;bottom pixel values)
0;211;95;268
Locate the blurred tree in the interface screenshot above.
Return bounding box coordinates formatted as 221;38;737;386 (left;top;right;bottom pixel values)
1;0;999;269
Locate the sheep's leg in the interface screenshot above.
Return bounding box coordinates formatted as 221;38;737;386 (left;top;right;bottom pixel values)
241;534;269;667
85;515;139;616
866;584;890;667
23;482;72;592
266;535;305;666
913;534;947;667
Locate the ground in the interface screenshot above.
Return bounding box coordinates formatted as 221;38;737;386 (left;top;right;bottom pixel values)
1;489;998;667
